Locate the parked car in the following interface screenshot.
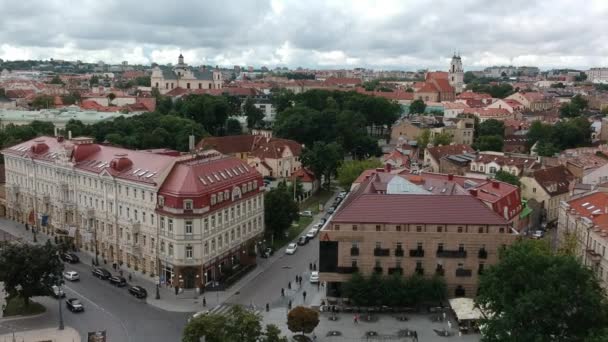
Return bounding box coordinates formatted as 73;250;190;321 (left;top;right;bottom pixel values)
61;253;79;264
309;271;319;283
109;275;127;287
299;210;313;217
306;229;316;240
532;230;545;239
327;207;335;214
66;298;84;312
319;218;327;225
260;247;274;258
285;243;298;255
51;285;65;298
128;285;147;299
297;236;309;246
188;310;209;322
310;226;320;235
338;191;347;198
63;271;80;282
92;267;111;280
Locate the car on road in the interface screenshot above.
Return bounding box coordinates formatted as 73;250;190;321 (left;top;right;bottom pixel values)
109;275;127;287
51;285;65;298
63;271;80;281
338;191;347;198
66;298;84;312
188;310;209;322
319;218;327;225
306;229;316;240
532;230;545;239
299;210;313;217
92;267;112;280
128;285;148;299
310;271;319;283
285;243;298;255
327;206;335;214
297;236;309;246
310;226;320;235
61;253;80;264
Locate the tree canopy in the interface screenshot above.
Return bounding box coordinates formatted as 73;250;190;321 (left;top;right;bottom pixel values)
494;170;520;186
243;97;265;129
477;119;505;137
264;186;299;240
0;242;64;306
473;135;504;152
432;132;452;146
477;240;608;342
466;82;515;99
301;141;343;189
30;94;54;110
527;118;591;156
287;306;320;336
182;305;287;342
409;99;426;114
559;94;589;118
337;159;383;189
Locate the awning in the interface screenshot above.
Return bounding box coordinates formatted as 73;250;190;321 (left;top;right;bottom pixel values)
449;298;483;321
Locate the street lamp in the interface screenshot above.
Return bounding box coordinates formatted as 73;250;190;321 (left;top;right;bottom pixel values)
93;220;99;266
58;284;64;330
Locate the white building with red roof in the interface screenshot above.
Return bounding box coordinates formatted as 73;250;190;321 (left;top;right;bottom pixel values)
2;136;264;289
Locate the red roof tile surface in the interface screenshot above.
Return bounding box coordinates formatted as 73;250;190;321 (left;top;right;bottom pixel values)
427;144;474;162
197;135;302;157
532;165;575;196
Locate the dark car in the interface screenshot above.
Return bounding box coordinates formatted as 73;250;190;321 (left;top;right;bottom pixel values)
109;275;127;287
128;286;147;299
66;298;84;312
61;253;79;264
297;236;309;246
92;267;111;280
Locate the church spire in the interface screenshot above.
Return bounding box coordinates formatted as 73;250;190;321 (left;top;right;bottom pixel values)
178;52;184;65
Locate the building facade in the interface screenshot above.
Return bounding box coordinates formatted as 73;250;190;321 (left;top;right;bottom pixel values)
448;54;464;93
151;54;223;94
2;136;263;289
319;173;516;298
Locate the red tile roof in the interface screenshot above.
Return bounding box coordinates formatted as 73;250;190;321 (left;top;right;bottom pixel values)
197;135;302;158
425;71;449;80
532;165;574;196
457;91;492;100
323;77;362;87
292;168;316;183
426;144;474;162
567;192;608;232
332;193;508;225
355;88;414;101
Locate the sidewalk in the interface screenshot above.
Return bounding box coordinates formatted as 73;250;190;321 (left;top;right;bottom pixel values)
0;327;80;342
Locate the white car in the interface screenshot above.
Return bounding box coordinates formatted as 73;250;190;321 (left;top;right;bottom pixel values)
532;230;545;239
306;229;316;239
338;191;347;198
188;310;209;322
299;210;313;217
310;271;319;283
313;223;323;230
51;285;65;298
63;271;80;281
285;243;298;255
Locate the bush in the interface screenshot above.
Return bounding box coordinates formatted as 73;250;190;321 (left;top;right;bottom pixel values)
3;296;46;317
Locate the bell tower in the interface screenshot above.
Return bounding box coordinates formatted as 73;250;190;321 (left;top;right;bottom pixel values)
449;53;464;93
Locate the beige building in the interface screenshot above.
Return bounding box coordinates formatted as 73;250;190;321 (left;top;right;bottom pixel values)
319;172;516;298
506;92;553;112
390;120;423;142
520;165;575;223
151;54;223;95
424;144;475;173
558;192;608;289
430;117;475;145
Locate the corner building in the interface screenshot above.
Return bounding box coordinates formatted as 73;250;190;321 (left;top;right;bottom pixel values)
319;173;517;298
2;136;263;289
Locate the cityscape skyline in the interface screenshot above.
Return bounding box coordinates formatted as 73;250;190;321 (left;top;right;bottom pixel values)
1;0;607;70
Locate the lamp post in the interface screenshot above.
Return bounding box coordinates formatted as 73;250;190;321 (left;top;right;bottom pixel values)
93;220;99;266
58;284;64;330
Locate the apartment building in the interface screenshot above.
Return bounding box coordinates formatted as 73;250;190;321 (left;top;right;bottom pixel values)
558;192;608;290
319;172;516;298
2;136;264;289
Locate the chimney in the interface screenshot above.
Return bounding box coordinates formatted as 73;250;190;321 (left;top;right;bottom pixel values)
448;174;454;180
385;163;392;172
469;189;478;197
492;180;500;189
68;130;72;140
188;135;195;151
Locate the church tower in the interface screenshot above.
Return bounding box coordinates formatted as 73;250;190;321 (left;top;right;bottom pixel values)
178;53;184;65
449;53;464;93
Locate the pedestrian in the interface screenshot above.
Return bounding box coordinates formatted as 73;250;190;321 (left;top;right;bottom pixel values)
281;288;285;297
266;303;269;312
203;297;207;307
303;291;307;302
413;331;418;342
354;314;358;324
309;262;313;270
313;263;317;271
288;300;292;310
288;281;291;290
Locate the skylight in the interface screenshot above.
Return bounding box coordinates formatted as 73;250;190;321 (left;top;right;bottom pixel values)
132;168;141;174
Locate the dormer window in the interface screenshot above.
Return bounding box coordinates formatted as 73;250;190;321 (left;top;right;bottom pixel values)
211;194;217;205
184;199;193;210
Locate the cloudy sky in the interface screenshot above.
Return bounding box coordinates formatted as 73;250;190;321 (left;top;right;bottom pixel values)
1;0;607;70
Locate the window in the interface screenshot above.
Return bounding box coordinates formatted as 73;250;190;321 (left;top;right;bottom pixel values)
478;226;484;233
396;225;401;232
168;219;173;232
352;260;358;268
376;225;381;232
204;242;209;255
417;242;423;249
375;242;381;248
459;244;465;252
160;217;165;230
185;221;193;234
184;200;193;210
352;225;358;231
186;245;193;259
160;241;165;253
499;227;505;233
204;218;209;233
416;226;422;232
134;209;138;221
457;227;463;233
437;226;443;233
335;224;340;231
168;244;173;256
158;196;165;206
211;194;217;205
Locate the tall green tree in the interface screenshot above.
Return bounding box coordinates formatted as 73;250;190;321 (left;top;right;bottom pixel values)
301;141;342;189
0;242;64;307
264;187;299;240
49;75;64;85
416;129;431;148
477;240;608;342
494;170;520;186
287;306;320;336
432;132;452;146
30;95;54;109
473;135;504;152
337;159;383;189
409;99;426;114
243;97;265;129
225;118;243;135
477;119;505;137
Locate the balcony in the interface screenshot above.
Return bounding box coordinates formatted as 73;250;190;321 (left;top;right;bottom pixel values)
374;248;390;257
388;267;403;275
337;266;359;274
455;269;473;277
587;249;602;264
478;249;488;259
409;249;425;257
415;267;424;276
435;267;445;276
373;267;383;274
394;248;404;257
436;249;467;258
350;247;359;256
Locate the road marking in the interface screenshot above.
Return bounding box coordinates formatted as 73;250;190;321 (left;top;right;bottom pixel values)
63;284;131;342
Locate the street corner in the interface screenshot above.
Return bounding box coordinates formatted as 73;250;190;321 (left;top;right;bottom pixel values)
0;326;81;342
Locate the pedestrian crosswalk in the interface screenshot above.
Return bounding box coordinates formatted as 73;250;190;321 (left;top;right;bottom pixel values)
207;303;261;316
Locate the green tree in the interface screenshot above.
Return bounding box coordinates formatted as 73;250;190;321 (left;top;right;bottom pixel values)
337;159;383;189
106;92;116;105
432;132;452;146
49;75;63;85
477;240;608;342
416;129;431;148
409;98;426;114
287;306;320;336
0;242;64;307
494;170;520;186
89;75;99;86
134;76;151;87
225;118;243;135
243;97;265;129
0;88;6;99
261;325;288;342
61;92;80;105
560;94;588;118
464;71;478;84
473;135;504;152
264;187;299;240
302;141;343;189
30;95;54;109
477;119;505;137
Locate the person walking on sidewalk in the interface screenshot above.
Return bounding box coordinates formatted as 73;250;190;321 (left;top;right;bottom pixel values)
303;291;307;302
